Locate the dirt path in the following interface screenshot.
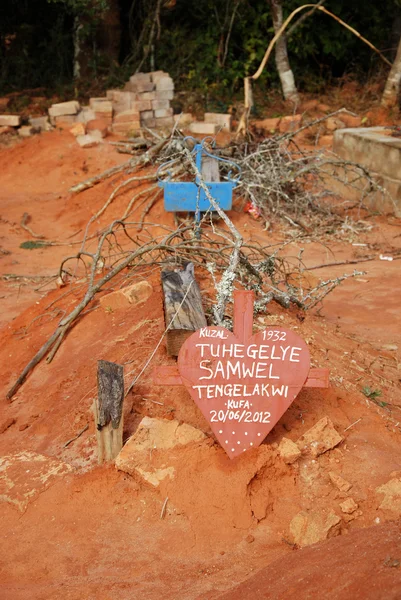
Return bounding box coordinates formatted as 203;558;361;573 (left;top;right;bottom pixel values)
0;128;400;599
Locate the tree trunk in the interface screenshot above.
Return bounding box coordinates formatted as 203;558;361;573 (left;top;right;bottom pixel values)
73;0;121;80
382;35;401;108
269;0;299;104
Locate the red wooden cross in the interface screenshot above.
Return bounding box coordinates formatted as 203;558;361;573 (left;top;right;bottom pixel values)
153;290;329;458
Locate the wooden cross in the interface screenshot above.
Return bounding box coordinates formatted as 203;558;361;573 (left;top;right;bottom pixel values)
153;290;329;458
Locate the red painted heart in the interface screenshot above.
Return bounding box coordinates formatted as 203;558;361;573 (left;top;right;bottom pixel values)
178;319;310;459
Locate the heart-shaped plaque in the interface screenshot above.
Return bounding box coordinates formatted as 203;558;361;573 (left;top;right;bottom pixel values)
177;291;310;458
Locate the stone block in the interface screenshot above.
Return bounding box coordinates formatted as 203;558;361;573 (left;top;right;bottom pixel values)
113;109;141;124
111;122;141;135
0;114;21;127
140;110;154;120
141;117;156;128
155;77;174;92
154;116;174;128
155;90;174;102
115;417;206;487
289;510;341;547
278;437;301;464
89;98;113;115
154;107;173;118
204;112;232;131
130;72;152;83
48;101;79;117
151;70;168;82
108;91;132;115
69;122;86;137
132;100;152;112
54;115;77;125
152;100;170;111
76;131;103;148
94;113;112;125
86;118;109;137
29;116;51;131
189;122;218;135
141;91;157;101
297;417;343;457
76;107;96;124
332;127;401;216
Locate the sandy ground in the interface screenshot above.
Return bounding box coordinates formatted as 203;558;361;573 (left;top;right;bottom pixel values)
0;121;400;599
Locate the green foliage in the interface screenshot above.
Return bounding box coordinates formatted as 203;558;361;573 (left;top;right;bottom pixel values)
20;241;50;250
0;0;400;97
362;386;387;407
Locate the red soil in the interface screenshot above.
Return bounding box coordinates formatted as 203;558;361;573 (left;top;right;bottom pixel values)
0;117;400;599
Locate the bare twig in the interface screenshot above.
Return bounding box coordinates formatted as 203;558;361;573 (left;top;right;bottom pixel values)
63;424;89;447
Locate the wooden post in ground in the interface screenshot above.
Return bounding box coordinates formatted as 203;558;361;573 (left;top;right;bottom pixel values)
94;360;124;463
161;262;207;357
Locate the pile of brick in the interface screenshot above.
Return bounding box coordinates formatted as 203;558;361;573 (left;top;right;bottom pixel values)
107;70;175;134
42;70;176;143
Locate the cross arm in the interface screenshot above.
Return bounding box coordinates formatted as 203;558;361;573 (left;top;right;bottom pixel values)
152;365;329;388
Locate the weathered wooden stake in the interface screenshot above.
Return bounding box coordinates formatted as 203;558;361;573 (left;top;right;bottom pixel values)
161;262;207;356
94;360;124;464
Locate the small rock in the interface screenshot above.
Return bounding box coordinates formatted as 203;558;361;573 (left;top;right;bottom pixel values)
328;471;352;492
340;498;358;514
297;417;343;458
278;437;301;464
99;280;152;311
317;103;331;112
0;418;16;434
116;417;206;487
18;423;29;431
245;534;255;543
18;125;34;138
86;118;109;137
376;478;401;515
70;122;86;137
289;510;341;547
76;131;103;148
